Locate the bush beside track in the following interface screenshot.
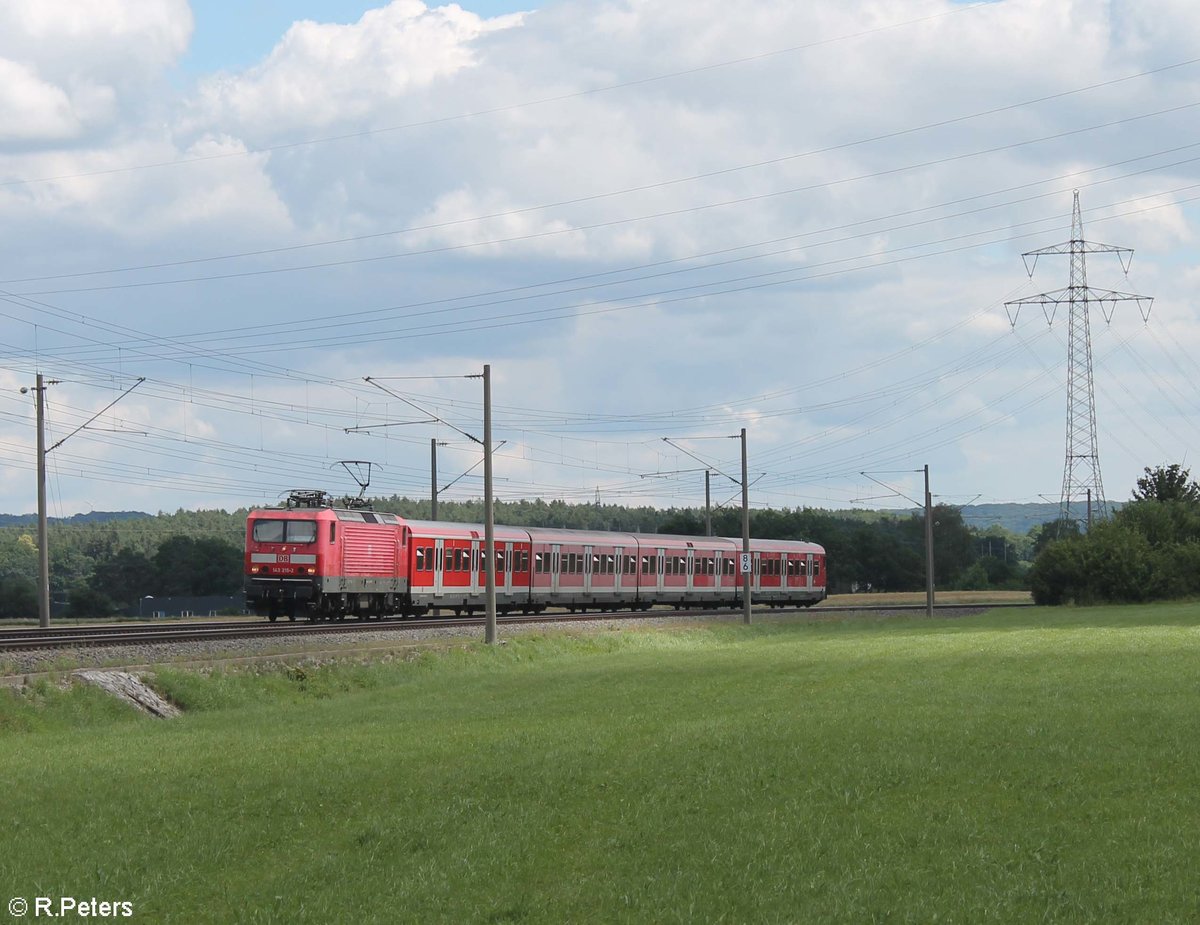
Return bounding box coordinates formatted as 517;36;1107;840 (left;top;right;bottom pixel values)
2;602;1198;922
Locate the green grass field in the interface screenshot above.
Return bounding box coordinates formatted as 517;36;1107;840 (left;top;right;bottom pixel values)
2;604;1199;923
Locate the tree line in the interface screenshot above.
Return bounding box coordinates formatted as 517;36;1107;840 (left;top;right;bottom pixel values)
1030;464;1200;605
0;496;1039;619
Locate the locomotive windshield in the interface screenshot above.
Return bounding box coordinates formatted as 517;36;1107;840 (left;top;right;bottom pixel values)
252;519;317;544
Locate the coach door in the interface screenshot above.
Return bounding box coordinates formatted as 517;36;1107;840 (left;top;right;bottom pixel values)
503;542;513;594
433;539;445;596
583;545;592;594
686;549;695;592
805;553;814;590
551;545;561;594
753;552;761;594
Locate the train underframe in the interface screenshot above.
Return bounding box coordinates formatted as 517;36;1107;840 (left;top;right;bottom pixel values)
246;577;826;622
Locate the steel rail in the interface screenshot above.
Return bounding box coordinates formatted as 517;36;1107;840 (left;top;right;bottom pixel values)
0;602;1031;652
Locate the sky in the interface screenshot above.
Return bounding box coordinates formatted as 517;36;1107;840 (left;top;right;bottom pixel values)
181;1;535;72
2;0;1199;521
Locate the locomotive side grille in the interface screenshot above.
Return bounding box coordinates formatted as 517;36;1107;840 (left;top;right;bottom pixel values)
342;524;397;576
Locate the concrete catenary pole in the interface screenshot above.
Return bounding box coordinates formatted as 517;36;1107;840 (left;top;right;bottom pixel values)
924;464;935;619
483;364;497;644
741;428;751;626
430;438;439;521
35;373;50;628
704;469;712;537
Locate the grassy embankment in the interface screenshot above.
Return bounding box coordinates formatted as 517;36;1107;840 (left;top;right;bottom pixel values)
1;603;1198;923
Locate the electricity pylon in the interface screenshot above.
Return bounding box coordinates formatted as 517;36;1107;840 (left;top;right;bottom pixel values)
1004;191;1153;530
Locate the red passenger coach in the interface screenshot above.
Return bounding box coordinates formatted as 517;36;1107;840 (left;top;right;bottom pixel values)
527;528;642;612
405;520;533;616
745;539;827;607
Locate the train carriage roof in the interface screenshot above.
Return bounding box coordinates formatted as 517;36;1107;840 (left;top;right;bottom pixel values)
727;537;826;555
524;527;641;547
628;533;740;553
403;520;533;543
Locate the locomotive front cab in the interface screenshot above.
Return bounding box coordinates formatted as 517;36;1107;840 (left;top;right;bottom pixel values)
245;507;328;621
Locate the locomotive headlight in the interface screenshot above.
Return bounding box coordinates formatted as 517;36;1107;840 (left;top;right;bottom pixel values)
305;567;316;575
250;566;260;574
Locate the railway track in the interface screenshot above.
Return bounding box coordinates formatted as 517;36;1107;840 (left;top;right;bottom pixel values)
0;601;1031;652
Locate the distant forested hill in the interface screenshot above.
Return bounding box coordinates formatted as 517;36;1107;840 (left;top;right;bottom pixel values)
0;511;151;527
959;504;1060;534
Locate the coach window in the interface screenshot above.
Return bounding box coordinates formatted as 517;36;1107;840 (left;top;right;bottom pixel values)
329;523;336;544
593;555;601;573
813;560;822;576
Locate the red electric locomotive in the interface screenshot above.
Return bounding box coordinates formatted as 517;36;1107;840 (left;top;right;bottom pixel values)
244;490;827;621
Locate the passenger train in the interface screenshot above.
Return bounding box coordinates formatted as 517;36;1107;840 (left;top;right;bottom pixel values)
244;490;827;621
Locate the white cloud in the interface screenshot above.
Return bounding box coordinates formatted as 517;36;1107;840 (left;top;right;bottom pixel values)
0;58;82;142
2;0;1200;517
187;1;524;137
0;0;191;143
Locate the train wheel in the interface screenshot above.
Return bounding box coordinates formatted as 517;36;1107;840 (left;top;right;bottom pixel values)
268;613;278;623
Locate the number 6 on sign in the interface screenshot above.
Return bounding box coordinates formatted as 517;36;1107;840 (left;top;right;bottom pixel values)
740;553;752;574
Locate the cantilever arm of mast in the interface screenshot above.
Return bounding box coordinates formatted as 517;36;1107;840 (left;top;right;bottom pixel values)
46;377;146;454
